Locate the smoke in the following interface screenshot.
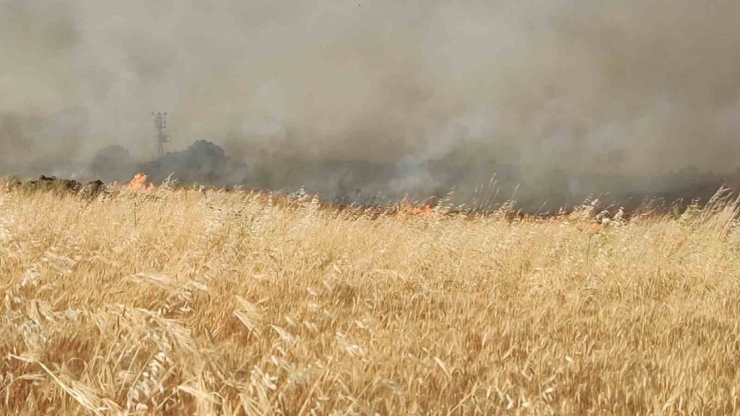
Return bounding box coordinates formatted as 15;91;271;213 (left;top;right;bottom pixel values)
3;0;740;205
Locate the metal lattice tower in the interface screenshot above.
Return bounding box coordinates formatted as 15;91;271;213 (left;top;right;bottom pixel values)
152;112;171;158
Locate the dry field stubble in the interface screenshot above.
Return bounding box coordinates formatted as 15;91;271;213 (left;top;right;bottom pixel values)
2;183;740;415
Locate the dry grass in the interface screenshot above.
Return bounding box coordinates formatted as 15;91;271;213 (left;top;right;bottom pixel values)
2;183;740;415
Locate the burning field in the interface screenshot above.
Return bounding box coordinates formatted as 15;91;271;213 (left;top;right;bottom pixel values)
7;0;740;412
2;178;740;415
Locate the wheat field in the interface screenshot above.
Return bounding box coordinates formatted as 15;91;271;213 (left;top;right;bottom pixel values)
2;182;740;415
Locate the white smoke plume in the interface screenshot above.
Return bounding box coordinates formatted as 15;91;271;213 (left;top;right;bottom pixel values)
2;0;740;206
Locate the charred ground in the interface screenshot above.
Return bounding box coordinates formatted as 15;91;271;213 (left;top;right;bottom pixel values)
4;138;740;221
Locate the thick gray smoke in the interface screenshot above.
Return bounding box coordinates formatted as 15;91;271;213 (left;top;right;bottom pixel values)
3;0;740;208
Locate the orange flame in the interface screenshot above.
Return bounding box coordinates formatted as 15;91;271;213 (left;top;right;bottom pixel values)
128;173;155;191
588;219;610;233
411;204;433;215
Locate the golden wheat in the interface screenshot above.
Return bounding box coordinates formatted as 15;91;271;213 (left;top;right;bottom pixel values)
1;184;740;415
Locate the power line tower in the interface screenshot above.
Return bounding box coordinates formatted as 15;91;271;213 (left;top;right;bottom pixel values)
152;112;171;158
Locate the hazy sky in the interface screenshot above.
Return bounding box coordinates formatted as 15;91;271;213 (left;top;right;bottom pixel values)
2;0;740;177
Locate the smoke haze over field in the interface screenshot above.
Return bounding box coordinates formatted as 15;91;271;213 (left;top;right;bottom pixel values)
3;0;740;205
